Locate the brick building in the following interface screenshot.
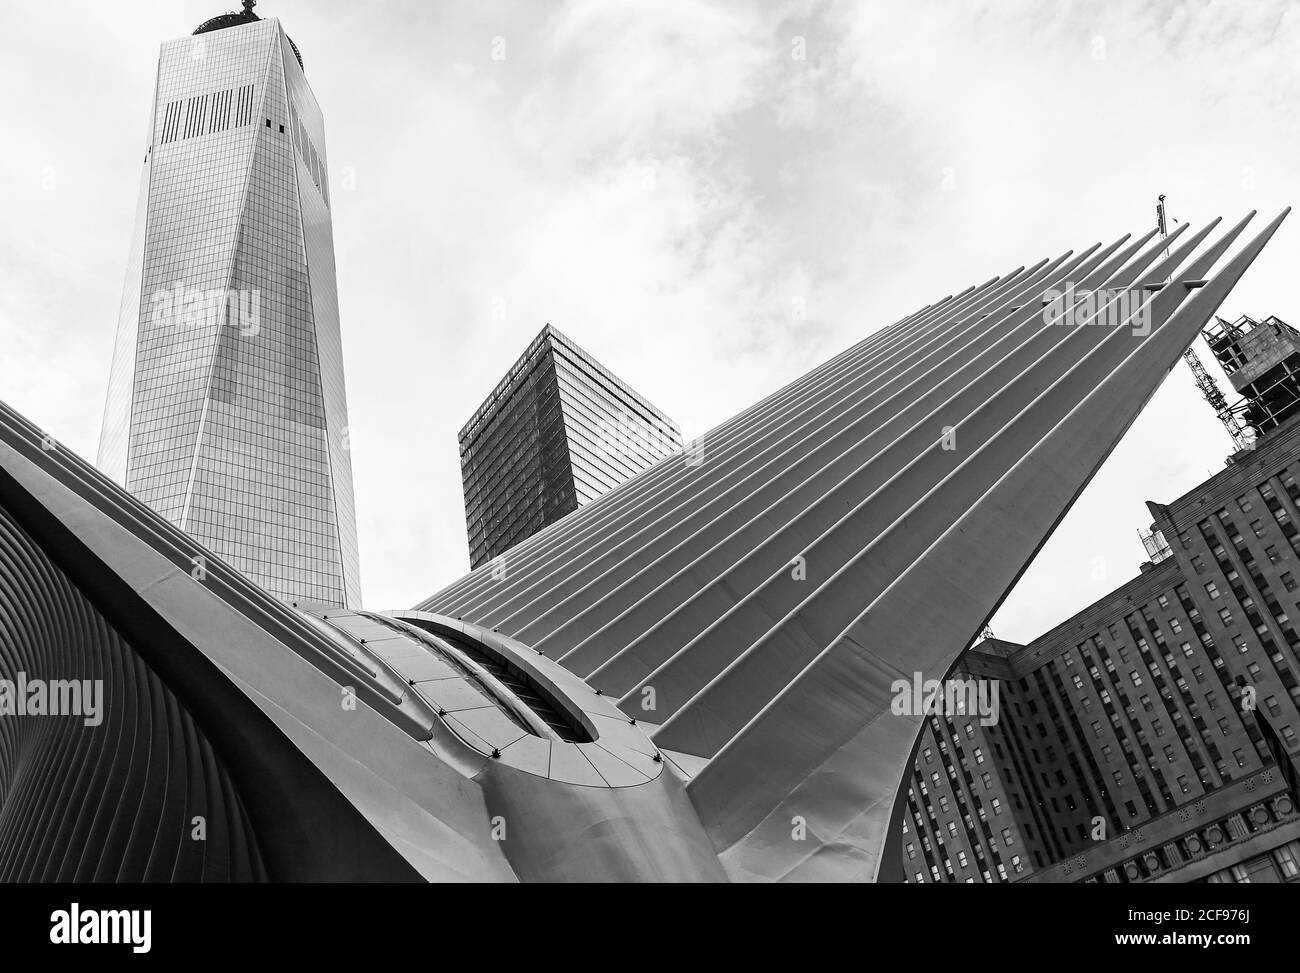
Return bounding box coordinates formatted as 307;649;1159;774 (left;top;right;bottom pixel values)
903;324;1300;884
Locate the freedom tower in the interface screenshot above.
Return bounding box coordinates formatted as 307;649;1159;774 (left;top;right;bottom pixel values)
97;2;359;608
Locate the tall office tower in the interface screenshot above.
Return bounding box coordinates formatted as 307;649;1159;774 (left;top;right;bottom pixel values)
97;3;360;608
903;405;1300;885
460;324;682;569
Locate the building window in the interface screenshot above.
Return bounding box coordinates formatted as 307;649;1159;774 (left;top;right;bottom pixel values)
906;843;916;859
1283;572;1297;592
974;748;985;765
1001;828;1014;847
1275;844;1300;878
1218;608;1234;626
923;747;933;763
991;798;1002;815
1206;581;1222;599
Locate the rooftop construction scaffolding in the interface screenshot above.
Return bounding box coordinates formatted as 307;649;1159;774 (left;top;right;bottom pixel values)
1204;314;1300;439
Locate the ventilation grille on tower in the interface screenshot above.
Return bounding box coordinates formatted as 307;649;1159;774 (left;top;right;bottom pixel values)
159;83;257;146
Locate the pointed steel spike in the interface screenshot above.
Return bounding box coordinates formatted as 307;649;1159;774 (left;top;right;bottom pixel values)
680;210;1289;882
1178;209;1258;284
1136;218;1220;287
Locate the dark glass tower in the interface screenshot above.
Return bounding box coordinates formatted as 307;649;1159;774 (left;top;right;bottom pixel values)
97;4;360;608
460;325;682;568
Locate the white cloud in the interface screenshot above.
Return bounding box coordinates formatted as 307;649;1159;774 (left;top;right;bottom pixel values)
2;0;1298;641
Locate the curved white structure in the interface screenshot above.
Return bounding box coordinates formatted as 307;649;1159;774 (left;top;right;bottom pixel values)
419;210;1290;881
0;211;1287;882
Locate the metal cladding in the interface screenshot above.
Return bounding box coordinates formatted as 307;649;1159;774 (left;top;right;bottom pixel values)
0;211;1288;882
0;402;432;881
0;397;720;881
419;210;1290;881
0;501;266;881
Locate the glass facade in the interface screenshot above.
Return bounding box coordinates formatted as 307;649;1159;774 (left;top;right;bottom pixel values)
460;325;682;568
97;16;360;608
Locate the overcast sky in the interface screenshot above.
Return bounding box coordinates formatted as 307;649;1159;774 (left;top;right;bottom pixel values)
1;0;1297;644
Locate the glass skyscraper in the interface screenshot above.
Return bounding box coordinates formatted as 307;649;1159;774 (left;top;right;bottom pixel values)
98;5;360;608
460;325;682;568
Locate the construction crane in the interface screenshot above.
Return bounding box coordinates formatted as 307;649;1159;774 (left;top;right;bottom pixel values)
1158;195;1252;451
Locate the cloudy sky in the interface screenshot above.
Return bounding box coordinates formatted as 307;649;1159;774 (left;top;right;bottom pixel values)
1;0;1297;644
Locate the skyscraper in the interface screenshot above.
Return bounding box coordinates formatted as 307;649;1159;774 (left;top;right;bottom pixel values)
459;324;682;569
97;3;359;608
